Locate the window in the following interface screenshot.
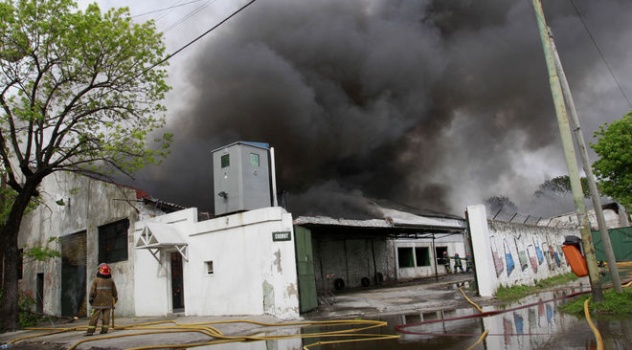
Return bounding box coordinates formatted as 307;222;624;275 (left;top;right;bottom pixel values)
98;219;129;263
415;247;431;266
398;247;415;268
205;261;214;275
249;153;260;167
221;154;230;168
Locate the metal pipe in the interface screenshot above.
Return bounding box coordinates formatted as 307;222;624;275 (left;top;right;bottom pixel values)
270;147;278;207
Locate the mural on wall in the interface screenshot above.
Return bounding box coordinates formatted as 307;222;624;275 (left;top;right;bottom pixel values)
534;238;544;266
487;228;572;285
552;243;562;267
468;205;575;296
504;240;515;277
557;245;566;267
514;236;529;272
491;238;504;277
542;242;552;268
527;243;538;273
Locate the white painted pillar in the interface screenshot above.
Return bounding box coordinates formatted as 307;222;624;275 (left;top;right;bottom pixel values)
467;204;498;297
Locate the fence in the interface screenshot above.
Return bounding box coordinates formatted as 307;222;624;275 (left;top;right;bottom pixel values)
488;208;580;229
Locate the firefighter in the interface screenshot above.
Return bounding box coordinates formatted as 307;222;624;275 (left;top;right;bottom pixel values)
85;263;118;336
465;253;474;273
442;251;452;274
454;253;464;273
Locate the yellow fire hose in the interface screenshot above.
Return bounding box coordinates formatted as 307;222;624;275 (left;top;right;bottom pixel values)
8;319;399;350
8;277;630;349
584;298;604;350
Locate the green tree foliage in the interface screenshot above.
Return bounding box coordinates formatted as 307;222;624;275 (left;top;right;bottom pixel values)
0;0;171;331
534;175;590;198
591;111;632;210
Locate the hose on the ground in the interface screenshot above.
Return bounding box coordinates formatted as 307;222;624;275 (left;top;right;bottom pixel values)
12;319;399;350
584;298;604;350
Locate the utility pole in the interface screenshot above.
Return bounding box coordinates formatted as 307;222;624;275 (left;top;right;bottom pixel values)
549;33;622;293
531;0;603;301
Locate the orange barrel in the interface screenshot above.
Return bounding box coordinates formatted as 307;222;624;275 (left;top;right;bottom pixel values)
561;244;588;277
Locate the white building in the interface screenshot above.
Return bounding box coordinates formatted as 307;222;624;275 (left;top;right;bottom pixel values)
17;172;177;317
16;141;468;320
133;206;300;319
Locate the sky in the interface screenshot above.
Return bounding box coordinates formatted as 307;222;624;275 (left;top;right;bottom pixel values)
80;0;632;218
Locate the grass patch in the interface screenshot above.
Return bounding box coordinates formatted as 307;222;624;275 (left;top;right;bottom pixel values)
496;273;578;301
559;287;632;317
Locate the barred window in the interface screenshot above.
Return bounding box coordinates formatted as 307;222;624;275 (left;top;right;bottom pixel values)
98;219;129;263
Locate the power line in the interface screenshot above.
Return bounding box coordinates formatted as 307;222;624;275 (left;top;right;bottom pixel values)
131;0;205;19
162;0;217;33
148;0;258;71
569;0;632;109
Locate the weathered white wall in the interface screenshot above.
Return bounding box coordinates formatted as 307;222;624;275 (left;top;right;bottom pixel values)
392;235;465;280
134;207;300;319
18;172;165;317
313;238;390;290
468;204;574;297
544;205;630;230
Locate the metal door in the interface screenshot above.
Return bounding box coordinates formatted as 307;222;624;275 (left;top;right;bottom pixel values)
171;252;185;311
61;231;87;317
294;226;318;313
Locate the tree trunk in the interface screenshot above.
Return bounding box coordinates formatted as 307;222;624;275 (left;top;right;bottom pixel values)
1;230;20;331
0;179;41;331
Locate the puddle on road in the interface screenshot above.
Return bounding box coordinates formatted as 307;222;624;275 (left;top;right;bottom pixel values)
187;285;632;349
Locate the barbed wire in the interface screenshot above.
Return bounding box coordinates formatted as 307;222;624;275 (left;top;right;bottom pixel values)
488;208;580;228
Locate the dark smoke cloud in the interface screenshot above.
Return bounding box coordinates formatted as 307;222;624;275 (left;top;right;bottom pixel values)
131;0;632;218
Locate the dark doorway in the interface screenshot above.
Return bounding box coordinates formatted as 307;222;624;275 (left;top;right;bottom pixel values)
61;231;87;317
171;252;184;311
36;273;44;314
435;246;448;264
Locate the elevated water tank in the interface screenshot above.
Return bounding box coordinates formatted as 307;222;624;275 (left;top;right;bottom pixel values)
212;141;272;216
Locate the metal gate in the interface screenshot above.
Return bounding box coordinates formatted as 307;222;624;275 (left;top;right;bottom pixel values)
592;226;632;262
294;226;318;313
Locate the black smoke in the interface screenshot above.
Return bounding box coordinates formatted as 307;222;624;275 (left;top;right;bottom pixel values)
131;0;632;218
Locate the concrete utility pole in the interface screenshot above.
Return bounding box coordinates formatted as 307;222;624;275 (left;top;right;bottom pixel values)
531;0;603;301
549;34;622;293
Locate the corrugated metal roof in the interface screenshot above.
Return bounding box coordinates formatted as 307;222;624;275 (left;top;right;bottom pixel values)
294;201;466;231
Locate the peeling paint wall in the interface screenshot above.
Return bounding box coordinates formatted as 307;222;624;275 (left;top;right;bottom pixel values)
313;238;390;291
546;206;630;230
392;234;466;280
467;204;575;297
134;207;300;319
18;172;166;318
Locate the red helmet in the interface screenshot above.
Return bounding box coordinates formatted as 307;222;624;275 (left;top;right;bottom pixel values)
99;263;111;276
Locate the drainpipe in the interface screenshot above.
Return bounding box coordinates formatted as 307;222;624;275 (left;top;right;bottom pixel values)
270;147;278;207
432;235;438;282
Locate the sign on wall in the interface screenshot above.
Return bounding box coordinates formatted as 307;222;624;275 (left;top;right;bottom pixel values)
272;231;291;242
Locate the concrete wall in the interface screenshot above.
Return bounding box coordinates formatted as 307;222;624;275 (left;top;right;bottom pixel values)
467;204;574;297
134;207;300;319
311;232;465;290
544;204;630;230
313;238;390;291
18;172;165;317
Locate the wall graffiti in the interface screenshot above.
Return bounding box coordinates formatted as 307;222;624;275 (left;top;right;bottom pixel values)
485;221;572;287
467;204;575;297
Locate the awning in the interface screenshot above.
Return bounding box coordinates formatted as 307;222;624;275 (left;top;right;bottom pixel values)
135;222;188;263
